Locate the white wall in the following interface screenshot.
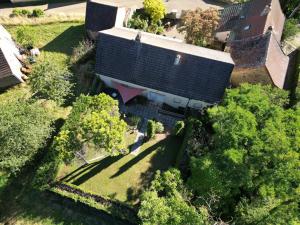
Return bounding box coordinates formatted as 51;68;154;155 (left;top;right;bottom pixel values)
98;74;211;109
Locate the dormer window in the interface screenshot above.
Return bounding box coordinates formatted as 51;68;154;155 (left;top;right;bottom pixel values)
243;25;251;31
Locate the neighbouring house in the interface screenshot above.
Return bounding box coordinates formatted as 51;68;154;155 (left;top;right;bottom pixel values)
95;27;234;109
0;25;24;89
215;0;290;88
85;0;135;40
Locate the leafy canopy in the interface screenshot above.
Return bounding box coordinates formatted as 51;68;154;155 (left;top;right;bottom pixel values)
0;98;53;174
188;84;300;224
178;8;220;47
54;94;127;162
138;169;210;225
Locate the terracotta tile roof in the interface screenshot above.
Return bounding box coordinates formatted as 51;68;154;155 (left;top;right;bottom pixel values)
228;32;289;88
217;0;285;41
265;34;289;88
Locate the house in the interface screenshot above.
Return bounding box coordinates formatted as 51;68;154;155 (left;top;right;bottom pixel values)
0;25;24;89
215;0;289;88
85;0;135;40
95;27;234;109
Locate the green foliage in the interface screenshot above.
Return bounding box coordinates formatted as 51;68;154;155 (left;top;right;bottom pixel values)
128;115;141;128
147;120;156;139
70;39;95;65
187;84;300;223
29;61;74;105
32;9;45;17
143;0;166;24
16;26;34;48
0;99;53;174
11;8;44;18
127;11;164;34
172;120;185;136
283;19;300;40
11;8;32;17
55;94;127;162
147;120;164;139
138;169;210;225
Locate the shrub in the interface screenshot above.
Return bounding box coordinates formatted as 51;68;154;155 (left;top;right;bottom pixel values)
129;115;141;128
16;26;34;48
155;122;164;133
11;8;32;17
127;15;149;31
147;120;156;139
283;19;300;40
70;39;95;65
29;61;74;105
147;22;164;34
32;9;45;17
173;120;185;136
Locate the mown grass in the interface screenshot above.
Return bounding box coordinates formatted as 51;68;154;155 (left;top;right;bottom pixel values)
5;21;84;67
58;134;181;206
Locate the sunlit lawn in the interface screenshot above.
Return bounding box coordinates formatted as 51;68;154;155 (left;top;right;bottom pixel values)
57;134;181;205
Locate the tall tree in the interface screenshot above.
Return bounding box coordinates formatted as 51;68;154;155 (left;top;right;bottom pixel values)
54;94;127;163
178;8;220;47
0;99;53;174
187;84;300;224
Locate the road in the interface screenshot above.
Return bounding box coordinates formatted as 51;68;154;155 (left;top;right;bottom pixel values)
0;0;225;17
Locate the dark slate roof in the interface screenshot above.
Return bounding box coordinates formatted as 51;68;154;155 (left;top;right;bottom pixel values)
95;28;234;104
85;0;118;33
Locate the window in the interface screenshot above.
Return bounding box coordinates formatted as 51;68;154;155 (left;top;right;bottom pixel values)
240;15;245;19
243;25;251;31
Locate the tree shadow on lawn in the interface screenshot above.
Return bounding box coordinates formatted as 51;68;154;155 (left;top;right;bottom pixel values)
70;155;123;186
42;24;85;56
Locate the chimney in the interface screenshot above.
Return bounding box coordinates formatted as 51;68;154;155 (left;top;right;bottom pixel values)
261;4;271;16
174;54;181;65
135;31;142;42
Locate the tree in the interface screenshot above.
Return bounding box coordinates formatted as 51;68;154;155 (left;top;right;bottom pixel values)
143;0;166;24
30;61;74;105
138;169;211;225
178;8;220;46
0;99;53;174
187;84;300;223
283;19;300;40
54;94;127;163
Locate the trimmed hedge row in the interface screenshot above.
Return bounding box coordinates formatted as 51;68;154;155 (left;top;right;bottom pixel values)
52;182;139;225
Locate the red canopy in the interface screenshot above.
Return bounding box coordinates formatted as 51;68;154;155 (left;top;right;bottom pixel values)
113;81;144;103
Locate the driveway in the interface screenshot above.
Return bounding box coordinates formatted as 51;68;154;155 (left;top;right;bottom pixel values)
0;0;225;17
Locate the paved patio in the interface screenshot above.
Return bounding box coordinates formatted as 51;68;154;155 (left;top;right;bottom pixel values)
120;101;180;129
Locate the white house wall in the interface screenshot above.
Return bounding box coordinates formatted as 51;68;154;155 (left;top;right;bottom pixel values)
98;74;211;109
115;8;127;28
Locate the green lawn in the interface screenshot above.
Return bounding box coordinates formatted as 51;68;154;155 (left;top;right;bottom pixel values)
5;22;84;67
58;134;181;205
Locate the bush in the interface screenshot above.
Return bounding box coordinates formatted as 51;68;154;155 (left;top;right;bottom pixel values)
173;120;185;136
147;120;164;139
129;115;141;128
127;15;149;31
16;26;34;48
147;120;156;139
283;19;300;40
11;8;32;17
32;9;45;17
155;122;164;133
70;39;95;65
